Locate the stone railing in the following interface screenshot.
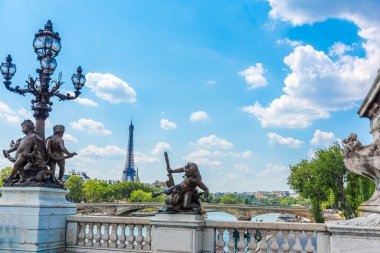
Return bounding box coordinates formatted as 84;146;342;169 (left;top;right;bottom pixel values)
65;215;331;253
205;220;330;253
65;215;153;252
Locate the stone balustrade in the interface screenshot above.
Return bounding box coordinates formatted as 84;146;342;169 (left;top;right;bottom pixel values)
65;215;331;253
205;220;330;253
65;215;153;252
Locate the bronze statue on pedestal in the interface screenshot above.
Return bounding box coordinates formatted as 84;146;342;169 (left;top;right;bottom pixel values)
152;152;209;214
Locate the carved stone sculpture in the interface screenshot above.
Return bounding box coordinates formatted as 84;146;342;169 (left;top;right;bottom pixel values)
339;69;380;226
152;152;209;214
2;120;76;188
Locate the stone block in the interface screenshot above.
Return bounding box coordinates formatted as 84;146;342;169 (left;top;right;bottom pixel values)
0;187;77;252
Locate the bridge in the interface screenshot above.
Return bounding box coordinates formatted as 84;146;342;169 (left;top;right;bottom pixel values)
77;202;312;221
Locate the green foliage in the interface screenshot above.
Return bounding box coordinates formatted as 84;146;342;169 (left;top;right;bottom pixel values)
221;194;243;204
288;144;375;222
65;175;83;203
212;196;222;204
129;190;152;202
0;167;12;188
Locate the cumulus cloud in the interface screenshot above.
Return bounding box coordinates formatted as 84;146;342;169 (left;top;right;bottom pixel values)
243;1;380;128
85;72;136;104
74;97;98;106
206;80;216;85
70;118;112;135
239;63;267;89
310;130;336;147
267;132;303;148
183;149;222;167
160;119;177;130
189;111;210;123
0;101;21;124
328;42;353;56
258;163;289;176
152;142;172;155
213;150;253;159
135;151;159;164
79;144;125;157
194;134;234;149
63;133;79;144
276;38;302;47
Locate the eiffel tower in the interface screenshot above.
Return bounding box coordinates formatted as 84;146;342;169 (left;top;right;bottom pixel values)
122;119;136;182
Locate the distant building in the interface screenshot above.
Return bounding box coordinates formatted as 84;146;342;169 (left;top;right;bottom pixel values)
62;170;91;182
151;180;166;189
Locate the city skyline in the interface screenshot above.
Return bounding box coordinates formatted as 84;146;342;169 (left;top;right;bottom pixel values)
0;0;379;192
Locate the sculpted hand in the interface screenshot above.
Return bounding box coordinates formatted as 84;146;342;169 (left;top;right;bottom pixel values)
3;150;9;158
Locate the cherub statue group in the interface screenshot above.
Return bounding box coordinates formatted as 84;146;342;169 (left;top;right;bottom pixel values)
2;119;76;187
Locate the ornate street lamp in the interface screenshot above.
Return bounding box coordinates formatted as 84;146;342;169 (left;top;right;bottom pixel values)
0;20;85;139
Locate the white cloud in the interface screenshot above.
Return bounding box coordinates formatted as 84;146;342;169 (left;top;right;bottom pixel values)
267;132;303;148
258;163;289;176
0;157;12;168
63;133;79;144
308;148;316;159
183;149;222;167
189;111;210;123
70;118;112;135
79;145;125;157
194;134;234;149
310;130;336;147
0;101;21;124
206;80;216;85
74;97;98;106
85;72;136;104
239;63;267;89
328;42;353;56
152;142;172;155
242;95;329;128
276;38;302;47
135;151;159;164
160;119;177;130
213;150;253;159
243;1;380;128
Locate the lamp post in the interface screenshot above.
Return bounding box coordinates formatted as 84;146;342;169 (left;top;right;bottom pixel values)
0;20;86;139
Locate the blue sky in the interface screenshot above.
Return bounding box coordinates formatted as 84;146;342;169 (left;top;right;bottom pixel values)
0;0;379;192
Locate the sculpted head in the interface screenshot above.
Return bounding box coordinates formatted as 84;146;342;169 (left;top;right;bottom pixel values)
53;125;65;135
21;119;35;133
184;162;200;178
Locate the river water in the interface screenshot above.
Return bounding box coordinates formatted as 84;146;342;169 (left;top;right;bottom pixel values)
207;211;280;222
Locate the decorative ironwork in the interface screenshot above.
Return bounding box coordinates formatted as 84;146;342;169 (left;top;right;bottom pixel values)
1;20;85;138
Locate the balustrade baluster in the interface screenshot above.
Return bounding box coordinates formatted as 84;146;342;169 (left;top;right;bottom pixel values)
247;229;257;253
135;224;143;249
215;228;225;253
143;225;152;250
93;223;101;247
77;222;85;246
227;228;236;252
109;223;118;248
305;231;315;253
236;229;246;253
85;223;93;246
270;230;279;253
293;231;302;253
126;224;135;249
281;231;290;253
118;224;127;248
258;230;268;253
101;223;110;247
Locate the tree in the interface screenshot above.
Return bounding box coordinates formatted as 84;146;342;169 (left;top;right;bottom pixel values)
288;144;375;222
221;194;242;204
129;190;152;202
83;179;109;202
65;175;83;203
0;167;12;188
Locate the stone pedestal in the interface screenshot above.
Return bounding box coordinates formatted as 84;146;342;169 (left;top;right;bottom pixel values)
151;213;206;253
0;187;76;253
328;224;380;253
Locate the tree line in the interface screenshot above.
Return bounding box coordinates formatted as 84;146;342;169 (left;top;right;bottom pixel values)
288;144;374;222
